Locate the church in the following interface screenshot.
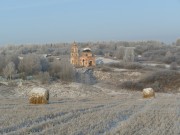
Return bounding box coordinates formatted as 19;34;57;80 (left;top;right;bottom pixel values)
70;42;96;67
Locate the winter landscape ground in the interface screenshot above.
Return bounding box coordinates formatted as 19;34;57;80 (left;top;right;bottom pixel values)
1;59;180;135
0;85;180;135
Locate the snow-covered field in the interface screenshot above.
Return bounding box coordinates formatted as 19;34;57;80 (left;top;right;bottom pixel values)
0;66;180;135
0;87;180;135
96;56;120;64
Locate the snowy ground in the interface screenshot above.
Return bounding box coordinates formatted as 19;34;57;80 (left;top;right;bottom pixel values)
96;57;120;64
0;88;180;135
0;63;180;135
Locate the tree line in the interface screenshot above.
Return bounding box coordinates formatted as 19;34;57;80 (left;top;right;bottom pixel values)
0;39;180;82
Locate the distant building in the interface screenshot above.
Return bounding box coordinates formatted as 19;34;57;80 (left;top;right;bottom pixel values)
70;42;79;66
70;42;95;67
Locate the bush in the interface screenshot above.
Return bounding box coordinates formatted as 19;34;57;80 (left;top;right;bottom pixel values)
58;59;75;82
18;54;41;76
49;61;61;78
120;70;180;92
108;62;124;69
101;66;112;72
123;48;135;62
176;38;180;46
40;58;50;72
38;72;50;84
141;70;178;84
75;69;97;85
170;62;178;70
108;62;143;69
163;56;176;64
120;81;144;90
115;46;125;59
125;62;144;69
3;62;16;80
155;64;166;69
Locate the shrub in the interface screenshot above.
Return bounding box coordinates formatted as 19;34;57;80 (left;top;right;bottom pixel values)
18;54;41;76
108;62;124;69
108;62;143;69
123;47;135;62
38;72;50;84
115;46;125;59
58;59;75;82
49;61;61;78
163;56;176;64
101;66;112;72
155;64;166;69
176;38;180;46
40;58;50;72
170;62;178;70
120;70;180;92
125;62;143;69
141;70;178;84
75;69;97;85
120;81;144;90
3;62;16;80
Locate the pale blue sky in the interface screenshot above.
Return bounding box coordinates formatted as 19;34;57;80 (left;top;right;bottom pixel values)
0;0;180;45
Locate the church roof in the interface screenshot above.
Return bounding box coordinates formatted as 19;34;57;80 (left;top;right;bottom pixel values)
83;48;91;52
71;41;77;46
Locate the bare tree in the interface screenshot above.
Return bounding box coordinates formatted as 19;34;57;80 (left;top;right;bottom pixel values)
123;47;135;62
38;72;50;84
58;58;75;82
176;38;180;46
40;58;50;72
165;51;173;58
170;62;178;70
49;61;61;78
3;62;15;80
18;54;41;76
0;54;6;75
115;46;125;59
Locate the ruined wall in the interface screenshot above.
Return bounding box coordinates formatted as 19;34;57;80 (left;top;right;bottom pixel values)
70;42;95;67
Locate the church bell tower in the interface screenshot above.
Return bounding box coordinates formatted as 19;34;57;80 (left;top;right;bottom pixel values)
70;41;79;66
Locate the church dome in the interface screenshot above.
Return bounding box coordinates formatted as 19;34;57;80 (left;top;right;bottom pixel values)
83;48;91;52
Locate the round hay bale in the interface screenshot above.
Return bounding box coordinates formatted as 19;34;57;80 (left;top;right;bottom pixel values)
29;87;49;104
142;88;155;98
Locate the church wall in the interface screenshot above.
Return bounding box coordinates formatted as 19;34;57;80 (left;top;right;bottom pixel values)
70;42;95;67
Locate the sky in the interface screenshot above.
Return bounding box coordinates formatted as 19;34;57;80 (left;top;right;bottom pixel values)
0;0;180;45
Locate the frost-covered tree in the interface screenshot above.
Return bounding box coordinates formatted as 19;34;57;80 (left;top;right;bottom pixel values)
3;62;15;80
18;54;41;75
123;48;135;62
176;38;180;46
115;46;125;59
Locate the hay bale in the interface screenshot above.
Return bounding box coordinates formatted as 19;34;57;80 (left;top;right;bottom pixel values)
29;87;49;104
142;88;155;98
